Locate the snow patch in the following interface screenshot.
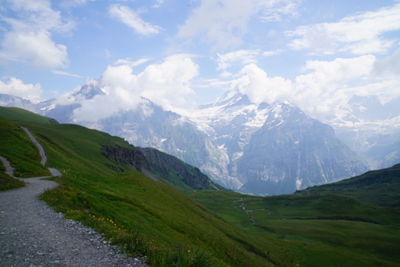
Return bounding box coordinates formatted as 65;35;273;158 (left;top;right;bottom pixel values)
296;178;303;190
40;103;56;111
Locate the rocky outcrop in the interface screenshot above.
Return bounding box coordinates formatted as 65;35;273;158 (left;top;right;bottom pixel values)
139;147;221;190
101;145;219;191
101;145;148;172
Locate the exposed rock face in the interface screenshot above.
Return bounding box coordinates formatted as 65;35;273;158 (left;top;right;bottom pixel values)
236;104;368;195
101;145;219;191
101;145;148;172
139;147;220;190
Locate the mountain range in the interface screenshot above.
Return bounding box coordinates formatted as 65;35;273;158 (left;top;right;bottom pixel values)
0;82;392;195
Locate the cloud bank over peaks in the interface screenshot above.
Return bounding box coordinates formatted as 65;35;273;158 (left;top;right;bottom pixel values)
223;54;400;125
0;77;42;103
230;63;293;104
0;0;73;69
72;54;199;122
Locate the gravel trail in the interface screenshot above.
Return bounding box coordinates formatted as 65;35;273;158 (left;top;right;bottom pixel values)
0;156;15;178
0;127;146;266
21;126;47;166
0;177;145;267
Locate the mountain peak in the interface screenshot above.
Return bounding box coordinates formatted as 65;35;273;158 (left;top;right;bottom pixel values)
200;90;251;109
71;82;104;100
216;91;251;107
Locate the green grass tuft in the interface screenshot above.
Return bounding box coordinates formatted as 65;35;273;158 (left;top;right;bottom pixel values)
0;172;25;191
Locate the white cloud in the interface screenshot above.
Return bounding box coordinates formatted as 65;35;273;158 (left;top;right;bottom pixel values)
51;70;82;78
216;49;282;72
73;55;198;122
217;50;260;71
293;55;377;119
114;58;150;68
0;0;71;69
138;54;198;109
287;3;400;55
109;4;161;36
2;31;68;68
0;77;42;103
230;63;293;104
177;0;299;49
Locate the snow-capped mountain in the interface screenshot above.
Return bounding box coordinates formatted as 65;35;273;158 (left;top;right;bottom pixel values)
236;103;368;194
189;91;368;194
0;85;371;194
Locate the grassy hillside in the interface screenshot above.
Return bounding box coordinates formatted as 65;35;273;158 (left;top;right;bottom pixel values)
298;164;400;209
0;107;274;266
0;106;57;124
191;168;400;266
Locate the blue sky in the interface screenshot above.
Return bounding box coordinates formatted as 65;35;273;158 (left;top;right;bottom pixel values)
0;0;400;123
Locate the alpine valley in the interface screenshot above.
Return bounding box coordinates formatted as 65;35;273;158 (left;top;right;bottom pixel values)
0;81;371;195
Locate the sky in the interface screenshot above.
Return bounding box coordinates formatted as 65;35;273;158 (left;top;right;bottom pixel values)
0;0;400;123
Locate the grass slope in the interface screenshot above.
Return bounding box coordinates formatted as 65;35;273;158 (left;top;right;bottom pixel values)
0;107;274;266
0;171;25;191
191;169;400;266
0;106;57;124
298;163;400;209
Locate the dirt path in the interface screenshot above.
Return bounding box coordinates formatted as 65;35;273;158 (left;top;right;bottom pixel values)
0;127;145;266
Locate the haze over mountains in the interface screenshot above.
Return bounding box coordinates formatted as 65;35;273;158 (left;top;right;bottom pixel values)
2;79;390;195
